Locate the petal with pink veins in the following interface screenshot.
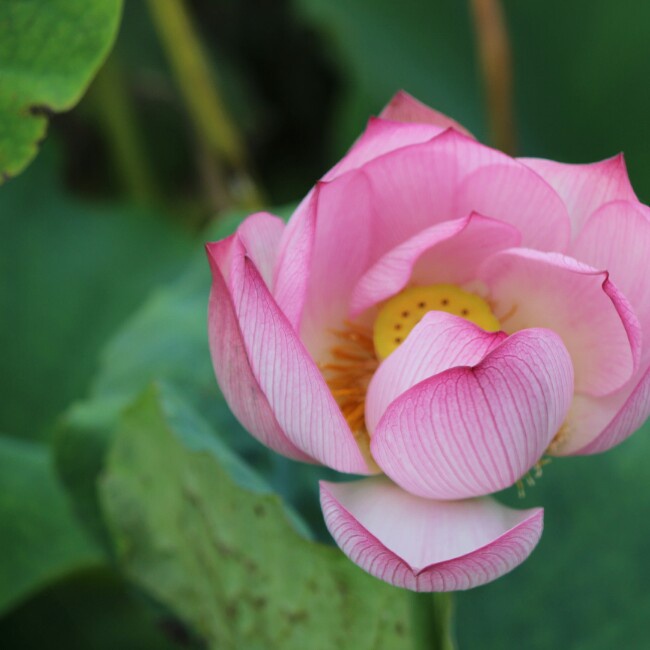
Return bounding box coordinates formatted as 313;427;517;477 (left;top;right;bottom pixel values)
323;117;444;181
371;328;573;500
349;213;521;318
559;202;650;454
273;191;316;331
480;248;641;397
552;360;650;456
571;200;650;331
296;175;377;359
315;131;503;268
207;215;313;462
365;312;507;433
235;212;284;287
379;90;475;138
336;130;569;257
278;130;554;346
519;154;637;238
320;477;543;592
455;163;571;252
207;216;373;474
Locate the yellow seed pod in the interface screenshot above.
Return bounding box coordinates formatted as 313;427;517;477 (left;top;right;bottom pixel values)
373;284;501;360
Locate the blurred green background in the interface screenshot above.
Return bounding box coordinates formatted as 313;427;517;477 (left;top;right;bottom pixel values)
1;0;649;648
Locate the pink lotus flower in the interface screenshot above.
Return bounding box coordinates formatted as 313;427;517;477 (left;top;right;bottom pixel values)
207;91;650;591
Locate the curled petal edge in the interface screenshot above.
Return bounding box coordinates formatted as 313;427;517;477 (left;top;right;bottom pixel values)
320;479;543;592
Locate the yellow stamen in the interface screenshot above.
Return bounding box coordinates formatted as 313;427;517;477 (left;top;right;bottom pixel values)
516;457;552;498
548;422;570;455
320;322;378;463
373;284;501;360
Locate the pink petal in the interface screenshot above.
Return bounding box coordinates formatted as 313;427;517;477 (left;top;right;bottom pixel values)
561;362;650;455
455;163;571;251
320;477;543;592
296;174;376;358
207;224;372;474
371;328;573;500
276;131;480;355
273;191;316;331
365;312;507;433
323;117;443;182
379;90;475;138
571;200;650;332
234;212;285;287
480;248;641;397
320;130;506;265
349;213;521;318
279;130;544;348
519;154;637;238
341;130;569;256
277;131;572;357
207;217;312;462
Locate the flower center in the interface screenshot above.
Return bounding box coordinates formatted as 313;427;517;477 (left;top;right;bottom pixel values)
372;283;501;360
321;285;499;467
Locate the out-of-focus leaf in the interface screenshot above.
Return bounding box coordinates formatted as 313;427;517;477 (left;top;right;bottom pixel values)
0;142;193;440
0;0;123;180
70;209;255;418
0;567;185;650
100;385;416;650
0;434;103;614
53;210;252;542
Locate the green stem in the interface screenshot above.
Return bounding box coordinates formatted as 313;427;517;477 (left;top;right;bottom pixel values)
145;0;263;209
91;57;159;205
410;591;456;650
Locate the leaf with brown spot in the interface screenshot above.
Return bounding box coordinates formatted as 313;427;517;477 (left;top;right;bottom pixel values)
100;385;419;650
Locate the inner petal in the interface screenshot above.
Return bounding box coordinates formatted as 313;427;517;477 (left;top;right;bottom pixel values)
373;284;501;360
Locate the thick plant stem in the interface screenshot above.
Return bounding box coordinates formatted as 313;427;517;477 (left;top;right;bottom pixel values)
146;0;263;209
410;591;456;650
469;0;516;155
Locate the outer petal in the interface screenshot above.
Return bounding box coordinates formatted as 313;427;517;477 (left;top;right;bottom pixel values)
235;212;284;286
560;364;650;455
379;90;475;138
207;219;371;474
479;248;641;397
519;154;637;238
571;200;650;331
365;312;507;433
371;329;573;500
349;213;521;318
323;117;443;182
320;477;543;592
207;214;312;462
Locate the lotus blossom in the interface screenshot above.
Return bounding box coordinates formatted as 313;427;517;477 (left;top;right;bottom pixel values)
207;91;650;591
